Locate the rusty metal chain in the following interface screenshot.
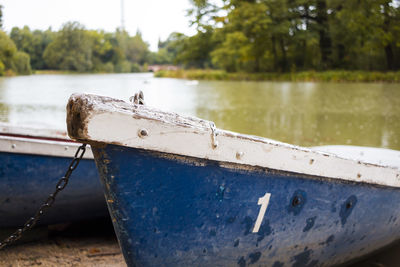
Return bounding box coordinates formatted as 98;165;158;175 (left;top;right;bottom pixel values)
0;144;87;250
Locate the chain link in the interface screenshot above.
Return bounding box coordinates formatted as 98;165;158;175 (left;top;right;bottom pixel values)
0;143;87;250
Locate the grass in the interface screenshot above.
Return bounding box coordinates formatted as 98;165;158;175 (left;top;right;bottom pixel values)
154;69;400;83
34;70;81;75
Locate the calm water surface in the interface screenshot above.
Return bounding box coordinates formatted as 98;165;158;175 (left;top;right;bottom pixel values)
0;73;399;150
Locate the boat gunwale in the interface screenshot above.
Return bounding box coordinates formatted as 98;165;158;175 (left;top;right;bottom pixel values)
0;135;94;159
66;93;400;189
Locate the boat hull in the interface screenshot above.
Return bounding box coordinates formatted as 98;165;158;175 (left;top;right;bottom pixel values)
93;144;400;267
0;151;108;227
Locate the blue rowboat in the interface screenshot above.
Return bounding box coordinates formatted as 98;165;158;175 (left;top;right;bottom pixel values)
67;93;400;266
0;123;108;227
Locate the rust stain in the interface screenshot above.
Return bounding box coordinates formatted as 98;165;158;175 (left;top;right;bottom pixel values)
147;150;207;167
66;94;92;140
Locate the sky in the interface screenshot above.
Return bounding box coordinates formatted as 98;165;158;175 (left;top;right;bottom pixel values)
1;0;197;51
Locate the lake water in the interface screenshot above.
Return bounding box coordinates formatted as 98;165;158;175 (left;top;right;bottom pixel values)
0;73;399;150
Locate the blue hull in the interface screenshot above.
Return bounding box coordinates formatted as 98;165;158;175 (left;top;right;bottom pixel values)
0;152;108;227
93;144;400;267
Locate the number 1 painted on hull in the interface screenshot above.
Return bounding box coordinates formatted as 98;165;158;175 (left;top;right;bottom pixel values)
252;193;271;233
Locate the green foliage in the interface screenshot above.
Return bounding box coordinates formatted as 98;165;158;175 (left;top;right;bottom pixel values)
11;26;55;70
114;60;131;73
2;0;400;76
125;33;149;65
0;30;17;70
13;51;32;75
0;30;32;75
181;0;400;72
43;22;93;72
174;26;216;68
149;32;187;65
211;1;271;72
19;22;151;73
0;61;4;75
156;69;400;82
211;32;251;72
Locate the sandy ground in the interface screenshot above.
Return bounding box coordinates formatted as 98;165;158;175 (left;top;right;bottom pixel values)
0;219;126;267
0;217;399;267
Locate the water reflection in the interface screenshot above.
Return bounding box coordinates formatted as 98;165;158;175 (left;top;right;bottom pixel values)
193;81;400;150
0;103;10;123
0;74;399;150
0;78;9;123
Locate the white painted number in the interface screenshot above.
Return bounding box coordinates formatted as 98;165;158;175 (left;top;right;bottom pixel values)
252;192;271;233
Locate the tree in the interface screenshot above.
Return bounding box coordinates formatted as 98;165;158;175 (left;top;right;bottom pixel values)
13;51;31;74
86;30;114;72
10;26;54;70
222;1;271;72
211;31;251;71
125;31;150;65
0;30;31;75
43;22;92;71
0;30;17;71
175;26;216;68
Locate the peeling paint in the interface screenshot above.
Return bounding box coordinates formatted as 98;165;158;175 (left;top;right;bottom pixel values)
303;216;317;232
237;256;246;267
66;94;400;189
249;251;262;264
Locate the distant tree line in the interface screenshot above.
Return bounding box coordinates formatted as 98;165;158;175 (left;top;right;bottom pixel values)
8;22;157;74
0;6;31;75
0;0;175;76
1;1;400;75
166;0;400;72
6;21;188;75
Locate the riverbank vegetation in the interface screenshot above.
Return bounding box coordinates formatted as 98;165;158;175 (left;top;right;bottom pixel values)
9;22;152;74
6;21;179;75
1;1;400;80
0;3;169;75
155;69;400;82
168;0;400;73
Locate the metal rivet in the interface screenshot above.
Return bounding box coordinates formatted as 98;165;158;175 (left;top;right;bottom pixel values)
309;159;314;165
138;129;148;138
357;173;361;178
11;144;16;149
236;152;244;160
64;146;69;151
212;141;219;149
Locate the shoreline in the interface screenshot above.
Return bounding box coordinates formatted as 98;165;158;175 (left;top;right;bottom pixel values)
154;69;400;83
16;69;400;83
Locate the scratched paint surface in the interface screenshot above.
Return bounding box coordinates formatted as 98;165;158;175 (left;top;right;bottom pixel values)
93;144;400;267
